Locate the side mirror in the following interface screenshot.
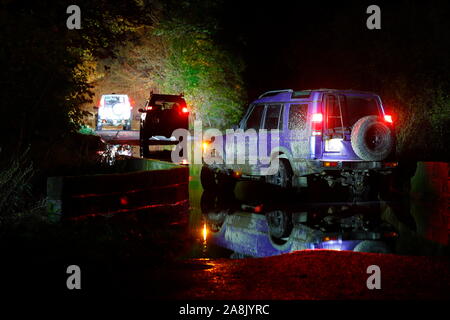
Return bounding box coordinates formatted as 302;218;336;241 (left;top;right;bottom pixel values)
138;108;146;113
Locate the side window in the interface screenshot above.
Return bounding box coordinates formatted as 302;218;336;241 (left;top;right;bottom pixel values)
245;104;264;130
288;104;308;130
263;104;282;129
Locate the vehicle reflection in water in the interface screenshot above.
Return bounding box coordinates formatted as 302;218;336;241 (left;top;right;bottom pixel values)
200;192;399;257
188;165;448;258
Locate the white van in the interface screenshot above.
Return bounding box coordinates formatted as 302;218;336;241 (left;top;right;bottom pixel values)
96;94;132;130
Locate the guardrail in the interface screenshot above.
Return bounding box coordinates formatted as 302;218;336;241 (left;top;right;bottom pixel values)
47;157;188;219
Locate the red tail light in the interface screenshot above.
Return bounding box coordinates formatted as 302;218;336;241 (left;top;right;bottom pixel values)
323;161;338;167
146;106;153;111
384;115;393;123
182;107;189;113
311;113;323;136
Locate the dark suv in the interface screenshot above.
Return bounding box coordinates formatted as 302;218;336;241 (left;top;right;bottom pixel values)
139;93;189;158
201;89;397;198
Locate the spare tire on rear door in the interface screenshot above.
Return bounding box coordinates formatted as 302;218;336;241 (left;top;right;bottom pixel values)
351;116;394;161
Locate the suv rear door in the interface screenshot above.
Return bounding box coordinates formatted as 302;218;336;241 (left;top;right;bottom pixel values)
323;94;352;159
323;93;381;160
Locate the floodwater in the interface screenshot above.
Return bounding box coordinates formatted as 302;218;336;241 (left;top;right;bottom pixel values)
101;139;448;258
187;164;449;259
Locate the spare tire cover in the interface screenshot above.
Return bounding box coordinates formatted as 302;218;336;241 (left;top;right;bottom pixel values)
351;115;394;161
112;103;127;116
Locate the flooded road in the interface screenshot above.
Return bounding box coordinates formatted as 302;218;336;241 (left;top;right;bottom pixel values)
187;164;449;259
165;163;450;300
65;143;449;299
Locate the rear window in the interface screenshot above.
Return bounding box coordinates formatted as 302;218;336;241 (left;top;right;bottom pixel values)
342;95;380;126
326;95;380;128
104;95;126;106
152;100;180;110
288;104;308;130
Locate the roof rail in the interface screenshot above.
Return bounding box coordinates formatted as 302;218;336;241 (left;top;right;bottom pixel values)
258;89;293;99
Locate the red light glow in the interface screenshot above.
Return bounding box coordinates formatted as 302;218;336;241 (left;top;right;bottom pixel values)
384;115;393;123
182;107;189;113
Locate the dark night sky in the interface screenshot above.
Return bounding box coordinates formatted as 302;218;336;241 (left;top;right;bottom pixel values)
214;0;450;100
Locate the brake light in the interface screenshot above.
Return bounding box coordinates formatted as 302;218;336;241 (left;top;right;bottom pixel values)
311;113;323;136
146;106;153;111
384;115;393;123
182;107;189;113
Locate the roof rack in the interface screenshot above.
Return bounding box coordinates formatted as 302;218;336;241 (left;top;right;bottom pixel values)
258;89;293;99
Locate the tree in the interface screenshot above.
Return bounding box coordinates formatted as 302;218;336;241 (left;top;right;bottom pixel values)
0;0;154;162
89;0;246;130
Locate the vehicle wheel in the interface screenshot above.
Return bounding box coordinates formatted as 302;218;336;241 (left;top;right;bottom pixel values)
266;159;292;188
353;240;391;254
266;210;293;240
200;166;219;191
351;116;394;161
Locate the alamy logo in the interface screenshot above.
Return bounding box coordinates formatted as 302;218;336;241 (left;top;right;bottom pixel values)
366;5;381;30
66;5;81;30
366;265;381;289
170;120;281;175
66;265;81;290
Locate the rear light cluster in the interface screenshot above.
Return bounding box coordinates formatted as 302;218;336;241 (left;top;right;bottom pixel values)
144;106;188;113
384;115;393;123
383;162;398;168
311;113;323;136
322;161;338;167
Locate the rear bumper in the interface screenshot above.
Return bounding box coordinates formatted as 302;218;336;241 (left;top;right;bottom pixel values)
317;160;398;170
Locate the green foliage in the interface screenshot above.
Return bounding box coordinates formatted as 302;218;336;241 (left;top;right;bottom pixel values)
392;84;450;160
92;0;246;130
78;125;96;135
154;0;246;128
